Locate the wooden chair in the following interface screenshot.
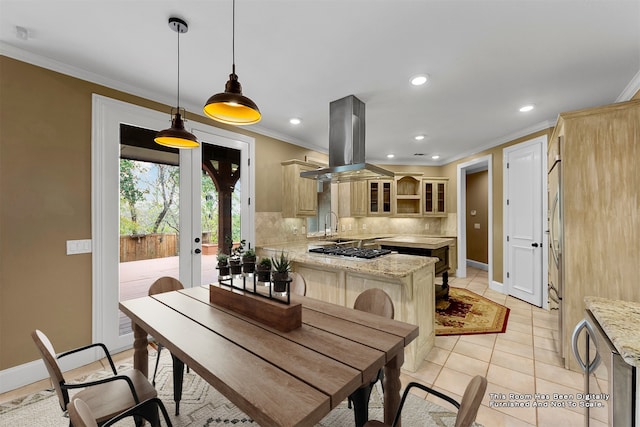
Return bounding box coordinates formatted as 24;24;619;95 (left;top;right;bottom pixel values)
289;272;307;296
68;397;173;427
349;288;394;425
31;329;158;426
148;276;188;387
364;376;488;427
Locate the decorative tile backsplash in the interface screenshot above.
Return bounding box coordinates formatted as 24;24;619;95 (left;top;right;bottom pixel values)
255;212;457;246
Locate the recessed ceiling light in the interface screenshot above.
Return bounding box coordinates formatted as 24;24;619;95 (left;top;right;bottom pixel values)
289;117;302;125
414;135;425;141
387;154;395;159
519;105;535;112
431;155;440;160
410;74;429;86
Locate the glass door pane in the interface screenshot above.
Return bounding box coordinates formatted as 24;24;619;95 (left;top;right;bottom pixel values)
118;124;181;336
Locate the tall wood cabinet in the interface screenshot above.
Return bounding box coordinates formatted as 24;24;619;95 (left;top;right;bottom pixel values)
552;100;640;372
281;160;318;217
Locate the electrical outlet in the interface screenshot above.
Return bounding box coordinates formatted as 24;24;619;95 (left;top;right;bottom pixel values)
474;223;481;229
424;223;430;230
301;226;306;235
362;223;367;230
341;224;346;231
348;224;352;231
293;227;298;235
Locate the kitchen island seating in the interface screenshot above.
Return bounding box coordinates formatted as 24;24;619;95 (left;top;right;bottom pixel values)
68;397;173;427
349;288;395;425
148;276;189;390
289;272;307;296
31;329;158;426
364;375;487;427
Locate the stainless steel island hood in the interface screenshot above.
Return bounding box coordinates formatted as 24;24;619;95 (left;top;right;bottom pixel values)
300;95;394;182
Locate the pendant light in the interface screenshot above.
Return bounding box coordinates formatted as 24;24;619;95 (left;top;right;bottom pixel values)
155;17;199;149
203;0;261;125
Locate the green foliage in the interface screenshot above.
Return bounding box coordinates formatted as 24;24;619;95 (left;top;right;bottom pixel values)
244;248;256;258
258;257;272;269
271;252;291;273
217;253;229;264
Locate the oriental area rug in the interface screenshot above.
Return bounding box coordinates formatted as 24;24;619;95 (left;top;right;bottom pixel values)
436;287;510;336
0;351;483;427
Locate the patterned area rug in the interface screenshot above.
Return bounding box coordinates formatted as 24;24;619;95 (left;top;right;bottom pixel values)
436;287;510;336
0;351;483;426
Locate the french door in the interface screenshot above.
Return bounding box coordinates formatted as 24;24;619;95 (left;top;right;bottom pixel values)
92;95;254;351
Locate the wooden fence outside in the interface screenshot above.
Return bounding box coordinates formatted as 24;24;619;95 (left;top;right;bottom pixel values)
120;233;178;262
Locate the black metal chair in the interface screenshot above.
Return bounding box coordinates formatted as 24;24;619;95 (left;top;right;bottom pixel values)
68;397;172;427
364;376;488;427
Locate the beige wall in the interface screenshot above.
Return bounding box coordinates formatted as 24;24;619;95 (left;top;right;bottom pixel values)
0;56;321;369
466;171;489;263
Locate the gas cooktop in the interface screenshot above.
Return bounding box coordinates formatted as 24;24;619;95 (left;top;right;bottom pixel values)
308;246;392;259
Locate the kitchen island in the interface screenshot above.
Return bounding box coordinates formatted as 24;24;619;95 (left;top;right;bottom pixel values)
259;243;436;372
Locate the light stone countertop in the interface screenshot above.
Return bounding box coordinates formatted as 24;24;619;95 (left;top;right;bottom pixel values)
584;297;640;368
259;242;437;279
375;235;456;249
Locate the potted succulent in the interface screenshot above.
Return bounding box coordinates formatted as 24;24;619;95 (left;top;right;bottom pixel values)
228;239;245;275
216;253;230;277
255;257;272;282
271;252;291;293
242;247;257;274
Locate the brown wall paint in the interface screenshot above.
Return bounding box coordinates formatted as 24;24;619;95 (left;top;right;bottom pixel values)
0;56;320;369
466;171;488;263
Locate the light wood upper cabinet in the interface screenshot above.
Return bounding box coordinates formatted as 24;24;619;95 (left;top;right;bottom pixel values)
368;179;393;216
423;177;448;216
338;181;367;217
281;160;318;217
394;174;423;217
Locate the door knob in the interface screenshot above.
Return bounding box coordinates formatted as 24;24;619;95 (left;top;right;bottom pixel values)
194;248;201;254
194;237;201;243
531;243;539;247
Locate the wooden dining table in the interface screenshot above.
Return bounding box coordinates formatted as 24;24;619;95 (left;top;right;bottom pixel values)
119;285;418;427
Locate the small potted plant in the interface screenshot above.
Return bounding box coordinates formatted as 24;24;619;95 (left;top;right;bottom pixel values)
271;251;291;293
228;239;245;275
216;253;230;277
242;247;256;274
255;257;272;282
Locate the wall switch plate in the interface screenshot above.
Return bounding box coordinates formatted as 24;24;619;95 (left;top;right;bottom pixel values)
362;223;367;230
341;224;346;231
66;239;92;255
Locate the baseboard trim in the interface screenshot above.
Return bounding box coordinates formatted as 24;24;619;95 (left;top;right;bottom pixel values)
466;260;488;271
490;280;504;293
0;349;98;394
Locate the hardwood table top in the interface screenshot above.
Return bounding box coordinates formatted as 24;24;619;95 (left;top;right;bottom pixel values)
120;285;418;427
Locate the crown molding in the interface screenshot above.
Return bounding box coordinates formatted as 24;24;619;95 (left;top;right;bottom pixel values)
616;68;640;102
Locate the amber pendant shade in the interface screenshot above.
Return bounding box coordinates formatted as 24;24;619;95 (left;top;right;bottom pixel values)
155;111;199;148
203;71;261;125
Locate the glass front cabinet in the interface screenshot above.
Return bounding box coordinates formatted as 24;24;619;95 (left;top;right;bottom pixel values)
423;178;448;216
368;179;393;215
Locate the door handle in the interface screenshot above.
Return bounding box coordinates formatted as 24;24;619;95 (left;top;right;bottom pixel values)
531;243;539;247
194;248;201;254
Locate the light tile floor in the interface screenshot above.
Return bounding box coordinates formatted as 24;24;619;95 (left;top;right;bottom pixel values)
400;267;605;427
2;267;602;427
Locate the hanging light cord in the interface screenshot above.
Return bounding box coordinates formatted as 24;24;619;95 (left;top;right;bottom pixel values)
177;27;181;110
232;0;236;75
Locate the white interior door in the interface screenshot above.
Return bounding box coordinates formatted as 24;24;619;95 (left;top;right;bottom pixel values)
504;136;547;307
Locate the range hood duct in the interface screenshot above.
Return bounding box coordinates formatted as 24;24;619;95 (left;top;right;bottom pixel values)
300;95;394;182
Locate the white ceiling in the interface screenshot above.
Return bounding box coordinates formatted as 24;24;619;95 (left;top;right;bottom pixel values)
1;0;639;165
